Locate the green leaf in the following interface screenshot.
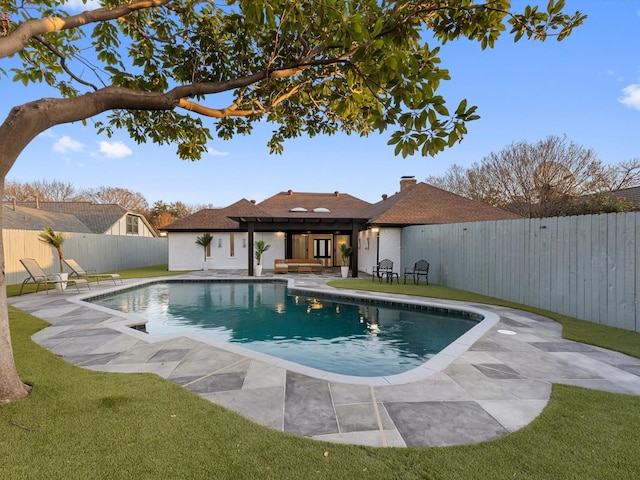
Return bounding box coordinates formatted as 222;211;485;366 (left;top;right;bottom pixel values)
1;0;585;162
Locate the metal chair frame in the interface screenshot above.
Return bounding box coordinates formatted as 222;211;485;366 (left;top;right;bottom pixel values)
403;260;430;285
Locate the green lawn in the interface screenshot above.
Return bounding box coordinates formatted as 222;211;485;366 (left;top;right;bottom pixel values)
2;267;640;479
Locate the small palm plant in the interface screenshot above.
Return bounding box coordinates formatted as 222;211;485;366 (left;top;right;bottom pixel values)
195;233;213;262
38;226;65;273
254;240;271;265
339;243;353;266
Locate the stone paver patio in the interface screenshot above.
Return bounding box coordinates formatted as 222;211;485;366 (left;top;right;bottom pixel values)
9;270;640;447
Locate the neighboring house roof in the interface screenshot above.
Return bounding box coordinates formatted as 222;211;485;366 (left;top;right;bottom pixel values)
2;204;93;233
16;202;132;234
7;202;156;235
610;186;640;205
363;183;521;226
162;199;271;231
257;191;371;220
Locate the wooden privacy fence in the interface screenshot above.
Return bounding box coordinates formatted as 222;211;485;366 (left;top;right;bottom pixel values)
402;212;639;332
4;229;168;286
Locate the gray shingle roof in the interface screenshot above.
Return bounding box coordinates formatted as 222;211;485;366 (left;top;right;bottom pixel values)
610;186;640;205
15;202;130;234
2;204;93;233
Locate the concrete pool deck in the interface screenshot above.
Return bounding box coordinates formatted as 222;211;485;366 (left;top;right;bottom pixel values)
9;270;640;447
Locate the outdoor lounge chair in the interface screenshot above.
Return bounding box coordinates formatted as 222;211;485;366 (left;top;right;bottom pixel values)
19;258;90;295
64;258;123;285
403;259;429;285
372;259;398;283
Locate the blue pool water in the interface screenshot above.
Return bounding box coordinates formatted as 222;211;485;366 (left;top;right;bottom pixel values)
89;281;479;377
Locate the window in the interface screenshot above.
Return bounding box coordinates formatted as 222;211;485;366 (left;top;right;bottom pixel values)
313;238;331;258
126;215;139;235
229;233;235;257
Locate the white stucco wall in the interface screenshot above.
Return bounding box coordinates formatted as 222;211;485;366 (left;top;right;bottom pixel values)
253;232;285;269
168;232;204;270
378;228;402;272
357;227;402;275
167;231;285;271
357;229;378;275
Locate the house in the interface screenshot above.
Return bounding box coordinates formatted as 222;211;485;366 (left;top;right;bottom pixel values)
608;186;640;210
5;201;157;236
162;177;520;276
2;201;165;285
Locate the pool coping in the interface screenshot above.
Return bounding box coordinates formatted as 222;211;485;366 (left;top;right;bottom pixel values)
73;277;500;386
11;271;640;447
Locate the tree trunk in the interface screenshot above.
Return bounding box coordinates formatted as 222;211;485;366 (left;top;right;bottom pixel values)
0;178;31;403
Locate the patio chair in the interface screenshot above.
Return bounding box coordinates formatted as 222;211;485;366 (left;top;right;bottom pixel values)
19;258;90;295
64;258;123;285
372;259;398;283
403;259;430;285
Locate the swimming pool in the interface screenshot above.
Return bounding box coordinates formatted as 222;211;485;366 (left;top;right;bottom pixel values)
88;281;481;377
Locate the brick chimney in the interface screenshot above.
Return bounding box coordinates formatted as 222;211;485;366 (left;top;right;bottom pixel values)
400;176;416;191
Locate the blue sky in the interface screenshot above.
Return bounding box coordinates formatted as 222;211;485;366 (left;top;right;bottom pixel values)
1;1;639;208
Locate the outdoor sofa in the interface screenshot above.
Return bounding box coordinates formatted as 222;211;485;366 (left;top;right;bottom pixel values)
274;258;323;273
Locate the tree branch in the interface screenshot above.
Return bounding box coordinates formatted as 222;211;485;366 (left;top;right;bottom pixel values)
33;35;99;90
0;0;170;59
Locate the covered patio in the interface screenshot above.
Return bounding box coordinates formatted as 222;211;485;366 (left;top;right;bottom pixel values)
231;214;365;277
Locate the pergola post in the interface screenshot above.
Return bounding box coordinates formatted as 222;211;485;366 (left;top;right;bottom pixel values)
248;222;255;276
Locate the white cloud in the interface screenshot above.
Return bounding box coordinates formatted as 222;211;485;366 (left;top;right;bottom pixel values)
98;140;133;158
206;147;229;157
39;130;58;139
619;84;640;110
53;135;84;153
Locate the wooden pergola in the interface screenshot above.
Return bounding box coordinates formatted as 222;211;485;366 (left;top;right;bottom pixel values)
230;215;367;277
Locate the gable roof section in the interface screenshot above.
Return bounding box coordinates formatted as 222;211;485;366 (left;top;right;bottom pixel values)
2;204;93;233
257;191;371;219
162;199;271;231
363;183;521;225
14;202;137;234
